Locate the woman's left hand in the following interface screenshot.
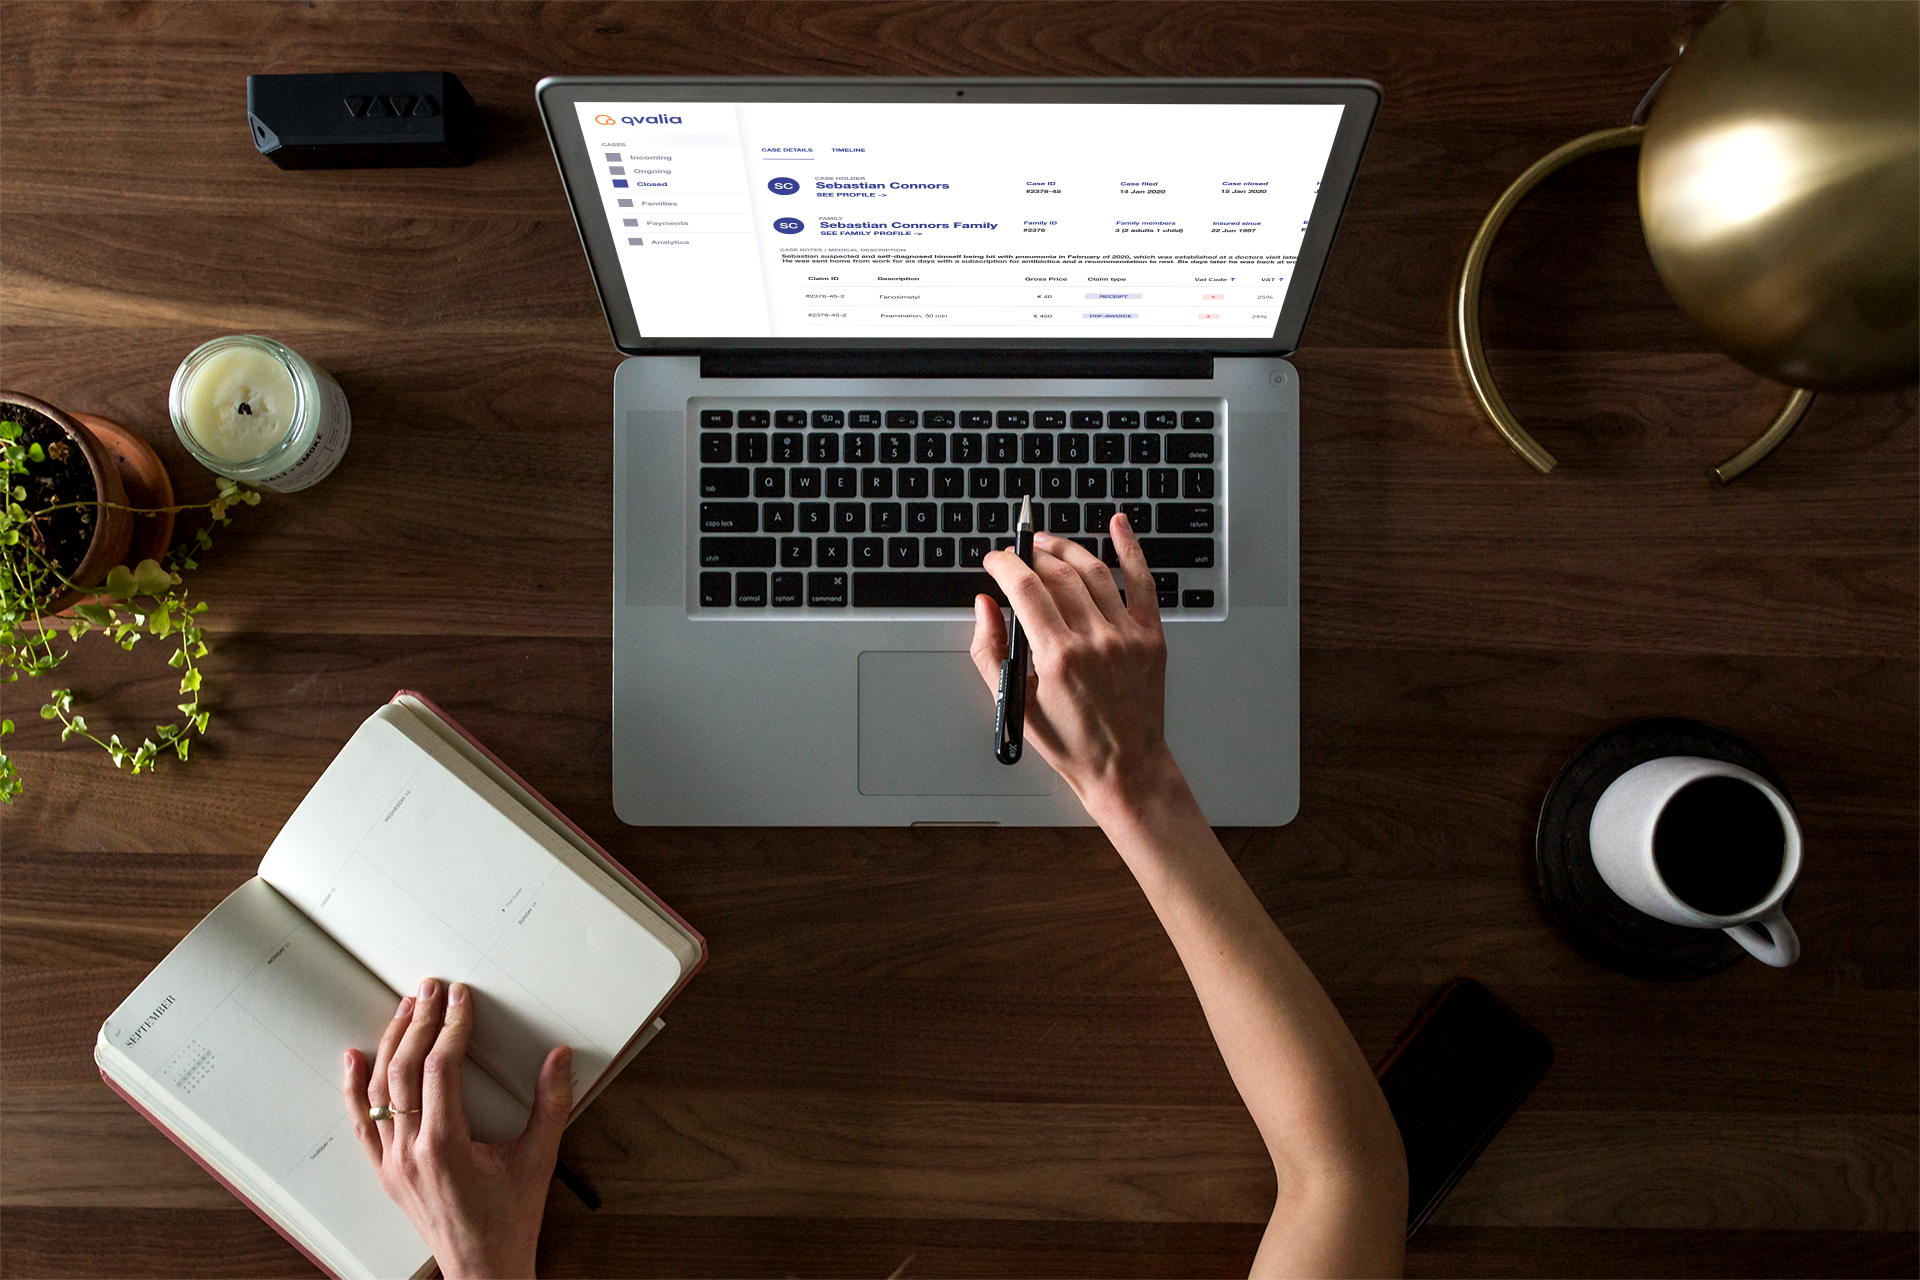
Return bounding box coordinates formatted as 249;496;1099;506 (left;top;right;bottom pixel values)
343;978;573;1280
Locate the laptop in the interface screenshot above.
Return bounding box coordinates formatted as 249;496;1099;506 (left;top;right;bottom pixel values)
535;77;1378;826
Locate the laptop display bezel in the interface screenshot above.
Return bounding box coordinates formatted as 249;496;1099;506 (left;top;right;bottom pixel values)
536;76;1379;357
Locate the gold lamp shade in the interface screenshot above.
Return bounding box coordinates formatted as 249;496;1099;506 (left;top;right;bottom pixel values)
1641;0;1919;392
1456;0;1920;481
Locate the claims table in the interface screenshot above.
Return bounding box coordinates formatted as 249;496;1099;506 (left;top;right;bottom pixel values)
2;4;1913;1276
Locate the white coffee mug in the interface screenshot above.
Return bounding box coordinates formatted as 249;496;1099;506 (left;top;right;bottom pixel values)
1588;756;1801;967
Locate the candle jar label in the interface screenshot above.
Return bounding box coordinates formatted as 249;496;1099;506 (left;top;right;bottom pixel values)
252;372;351;492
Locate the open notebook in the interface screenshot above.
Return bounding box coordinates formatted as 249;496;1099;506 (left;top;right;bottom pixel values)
95;692;706;1279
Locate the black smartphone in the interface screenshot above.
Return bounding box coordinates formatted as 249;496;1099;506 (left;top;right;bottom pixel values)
1374;978;1554;1237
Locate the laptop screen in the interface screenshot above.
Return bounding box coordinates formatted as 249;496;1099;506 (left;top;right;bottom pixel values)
539;80;1379;353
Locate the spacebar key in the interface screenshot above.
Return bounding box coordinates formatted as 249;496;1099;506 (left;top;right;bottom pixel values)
854;572;1008;607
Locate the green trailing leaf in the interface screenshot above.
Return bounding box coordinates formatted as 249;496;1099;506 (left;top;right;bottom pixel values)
72;603;112;626
102;564;137;600
132;559;171;597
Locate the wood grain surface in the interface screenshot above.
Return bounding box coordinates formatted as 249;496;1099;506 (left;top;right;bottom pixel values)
2;3;1914;1277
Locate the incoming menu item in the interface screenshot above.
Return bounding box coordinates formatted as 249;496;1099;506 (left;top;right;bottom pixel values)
95;691;705;1280
575;100;1345;338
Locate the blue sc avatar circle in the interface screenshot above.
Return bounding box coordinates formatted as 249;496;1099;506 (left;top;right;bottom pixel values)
773;217;805;235
767;177;800;195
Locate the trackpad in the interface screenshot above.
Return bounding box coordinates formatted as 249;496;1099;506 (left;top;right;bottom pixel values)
858;651;1058;796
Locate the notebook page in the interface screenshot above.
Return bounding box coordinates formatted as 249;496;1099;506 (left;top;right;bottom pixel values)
384;696;701;968
258;714;687;1105
96;877;530;1280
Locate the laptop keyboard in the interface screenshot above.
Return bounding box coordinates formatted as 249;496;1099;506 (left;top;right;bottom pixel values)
689;402;1225;616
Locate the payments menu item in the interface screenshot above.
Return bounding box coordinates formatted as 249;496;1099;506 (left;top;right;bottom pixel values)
576;100;1345;339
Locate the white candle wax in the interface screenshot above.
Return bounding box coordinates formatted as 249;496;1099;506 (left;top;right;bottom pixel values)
177;344;300;462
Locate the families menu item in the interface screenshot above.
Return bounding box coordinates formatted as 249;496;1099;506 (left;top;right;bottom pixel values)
95;692;705;1280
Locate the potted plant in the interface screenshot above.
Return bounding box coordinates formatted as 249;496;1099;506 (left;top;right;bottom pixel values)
0;391;258;802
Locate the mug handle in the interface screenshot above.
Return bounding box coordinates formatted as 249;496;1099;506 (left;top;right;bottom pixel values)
1725;907;1800;968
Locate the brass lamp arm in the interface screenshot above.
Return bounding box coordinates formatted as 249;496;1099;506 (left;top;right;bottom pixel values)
1453;124;1815;484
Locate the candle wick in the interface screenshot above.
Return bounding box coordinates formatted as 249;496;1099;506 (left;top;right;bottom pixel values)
237;402;252;415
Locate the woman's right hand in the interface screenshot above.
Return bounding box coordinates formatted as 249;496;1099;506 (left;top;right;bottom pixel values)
968;512;1185;821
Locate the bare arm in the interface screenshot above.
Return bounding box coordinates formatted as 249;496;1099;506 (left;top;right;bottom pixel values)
972;518;1407;1278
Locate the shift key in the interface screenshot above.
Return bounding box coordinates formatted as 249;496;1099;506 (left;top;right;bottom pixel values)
699;536;776;567
1139;537;1214;568
700;467;750;498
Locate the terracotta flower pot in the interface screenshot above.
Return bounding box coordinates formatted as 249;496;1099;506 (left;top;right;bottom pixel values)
0;391;175;616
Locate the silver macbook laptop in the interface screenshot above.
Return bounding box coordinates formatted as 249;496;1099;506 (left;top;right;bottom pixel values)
536;77;1378;825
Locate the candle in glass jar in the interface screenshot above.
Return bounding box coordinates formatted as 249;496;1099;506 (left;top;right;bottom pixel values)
169;335;351;492
177;343;300;462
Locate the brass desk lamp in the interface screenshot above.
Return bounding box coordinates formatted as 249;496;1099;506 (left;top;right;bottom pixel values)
1457;0;1918;482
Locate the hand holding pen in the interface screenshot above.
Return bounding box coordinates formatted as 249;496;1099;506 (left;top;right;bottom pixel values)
992;496;1037;764
970;511;1171;809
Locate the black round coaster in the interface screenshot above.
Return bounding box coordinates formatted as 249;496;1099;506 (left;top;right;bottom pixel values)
1535;717;1792;981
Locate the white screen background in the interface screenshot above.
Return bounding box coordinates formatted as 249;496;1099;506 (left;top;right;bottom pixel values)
576;100;1344;340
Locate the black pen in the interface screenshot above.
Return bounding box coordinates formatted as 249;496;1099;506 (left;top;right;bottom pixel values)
994;495;1036;765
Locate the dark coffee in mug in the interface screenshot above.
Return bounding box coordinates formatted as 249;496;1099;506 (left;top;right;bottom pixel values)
1652;776;1785;916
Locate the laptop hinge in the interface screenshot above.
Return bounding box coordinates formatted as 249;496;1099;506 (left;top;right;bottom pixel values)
699;350;1213;380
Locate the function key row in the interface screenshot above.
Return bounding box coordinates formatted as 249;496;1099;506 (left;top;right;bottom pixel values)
699;431;1213;467
700;408;1214;431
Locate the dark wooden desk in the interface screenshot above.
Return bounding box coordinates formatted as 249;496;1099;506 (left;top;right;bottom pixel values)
3;3;1914;1275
